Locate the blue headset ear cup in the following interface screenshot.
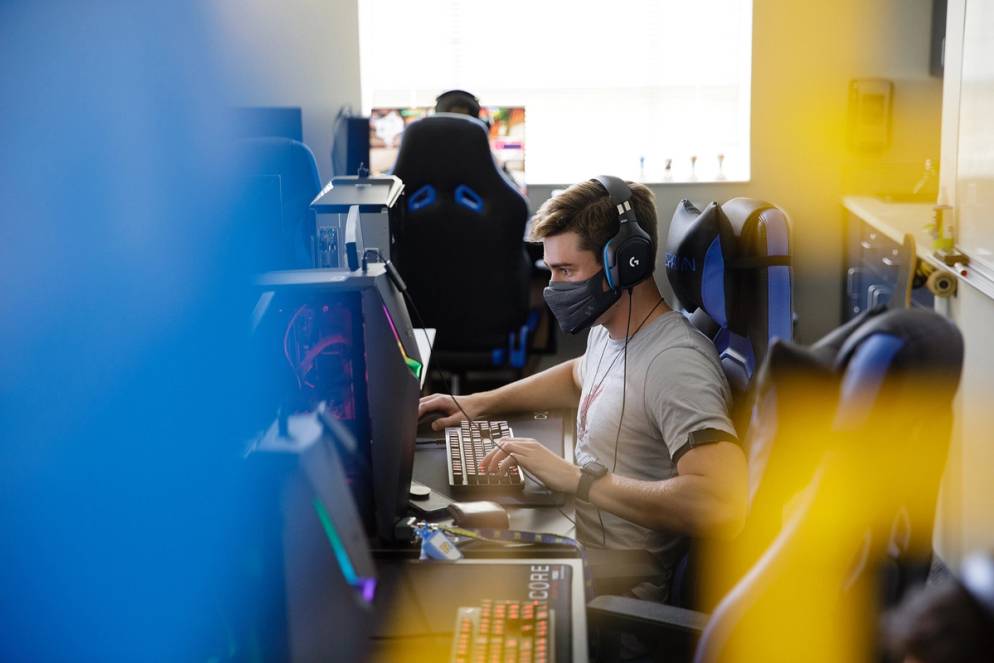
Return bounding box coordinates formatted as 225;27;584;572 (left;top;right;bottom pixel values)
610;224;655;289
602;243;617;290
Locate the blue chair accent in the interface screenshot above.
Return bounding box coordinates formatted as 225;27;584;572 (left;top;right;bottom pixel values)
666;199;738;334
407;184;437;212
835;333;905;428
454;184;484;214
237;137;321;269
508;312;540;369
701;237;728;327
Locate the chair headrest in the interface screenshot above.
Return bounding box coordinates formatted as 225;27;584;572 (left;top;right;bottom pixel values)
392;114;523;205
721;198;790;258
665;199;738;330
834;308;963;427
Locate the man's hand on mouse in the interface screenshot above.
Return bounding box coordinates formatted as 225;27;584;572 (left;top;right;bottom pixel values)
479;437;582;494
417;393;486;431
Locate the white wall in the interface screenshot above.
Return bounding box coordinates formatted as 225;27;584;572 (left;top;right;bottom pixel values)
212;0;362;182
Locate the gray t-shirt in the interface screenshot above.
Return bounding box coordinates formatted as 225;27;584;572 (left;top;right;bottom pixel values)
574;310;736;559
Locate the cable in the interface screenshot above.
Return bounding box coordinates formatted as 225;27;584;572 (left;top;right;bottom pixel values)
611;289;633;473
597;289;634;546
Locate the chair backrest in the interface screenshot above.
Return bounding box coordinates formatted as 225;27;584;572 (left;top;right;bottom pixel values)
706;307;885;607
391;114;530;352
694;308;964;663
721;198;793;363
665;198;794;430
237;137;321;269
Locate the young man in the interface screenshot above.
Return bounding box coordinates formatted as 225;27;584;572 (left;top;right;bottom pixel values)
418;179;747;591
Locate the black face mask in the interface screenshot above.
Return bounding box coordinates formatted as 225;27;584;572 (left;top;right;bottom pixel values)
543;270;621;335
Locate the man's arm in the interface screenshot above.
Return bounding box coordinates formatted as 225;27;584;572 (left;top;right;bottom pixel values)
483;439;747;540
586;442;747;539
418;357;583;430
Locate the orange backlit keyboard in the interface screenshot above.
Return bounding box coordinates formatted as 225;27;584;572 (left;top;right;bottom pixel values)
450;598;553;663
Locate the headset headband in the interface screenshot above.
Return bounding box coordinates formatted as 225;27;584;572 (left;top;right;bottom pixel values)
593;175;639;226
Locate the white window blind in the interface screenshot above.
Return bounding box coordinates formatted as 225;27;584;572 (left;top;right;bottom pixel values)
358;0;752;184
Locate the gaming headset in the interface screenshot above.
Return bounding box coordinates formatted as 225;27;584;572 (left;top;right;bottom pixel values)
592;175;655;290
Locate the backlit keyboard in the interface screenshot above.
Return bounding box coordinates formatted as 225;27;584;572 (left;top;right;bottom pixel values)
450;598;553;663
446;420;524;494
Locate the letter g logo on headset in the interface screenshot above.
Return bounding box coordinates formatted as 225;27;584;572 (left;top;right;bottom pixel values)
542;175;656;334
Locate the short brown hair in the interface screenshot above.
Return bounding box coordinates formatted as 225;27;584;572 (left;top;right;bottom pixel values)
528;179;657;264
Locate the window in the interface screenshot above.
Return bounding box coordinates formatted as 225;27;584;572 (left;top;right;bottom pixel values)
358;0;752;184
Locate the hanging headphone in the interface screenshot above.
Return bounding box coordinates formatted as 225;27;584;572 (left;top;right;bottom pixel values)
592;175;655;291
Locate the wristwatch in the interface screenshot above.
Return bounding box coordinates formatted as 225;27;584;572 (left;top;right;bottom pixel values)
576;459;608;502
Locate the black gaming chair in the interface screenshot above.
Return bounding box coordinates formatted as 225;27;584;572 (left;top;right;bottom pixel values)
587;308;964;662
659;198;794;607
390;114;533;383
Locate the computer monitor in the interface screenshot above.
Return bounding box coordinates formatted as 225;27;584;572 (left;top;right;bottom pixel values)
251;265;422;544
369;105;526;186
331;115;372;177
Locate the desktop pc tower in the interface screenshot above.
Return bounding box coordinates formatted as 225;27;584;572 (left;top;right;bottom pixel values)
251;264;422;544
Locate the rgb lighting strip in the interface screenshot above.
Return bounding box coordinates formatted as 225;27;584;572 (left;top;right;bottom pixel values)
382;304;423;382
313;500;376;603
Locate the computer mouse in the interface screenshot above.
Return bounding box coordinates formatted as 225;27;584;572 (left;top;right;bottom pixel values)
417;411;446;437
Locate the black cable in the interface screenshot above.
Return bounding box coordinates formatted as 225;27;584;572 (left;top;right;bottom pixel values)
598;289;634;546
611;289;633;473
596;509;607;547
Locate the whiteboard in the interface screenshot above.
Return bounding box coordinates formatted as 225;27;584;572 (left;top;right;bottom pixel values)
956;1;994;271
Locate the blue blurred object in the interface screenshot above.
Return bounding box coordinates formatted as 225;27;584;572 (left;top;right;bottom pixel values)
232;106;304;142
0;3;272;660
236;137;323;269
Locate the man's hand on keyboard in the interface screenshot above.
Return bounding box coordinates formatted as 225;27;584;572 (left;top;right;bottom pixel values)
418;393;484;431
479;438;582;494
